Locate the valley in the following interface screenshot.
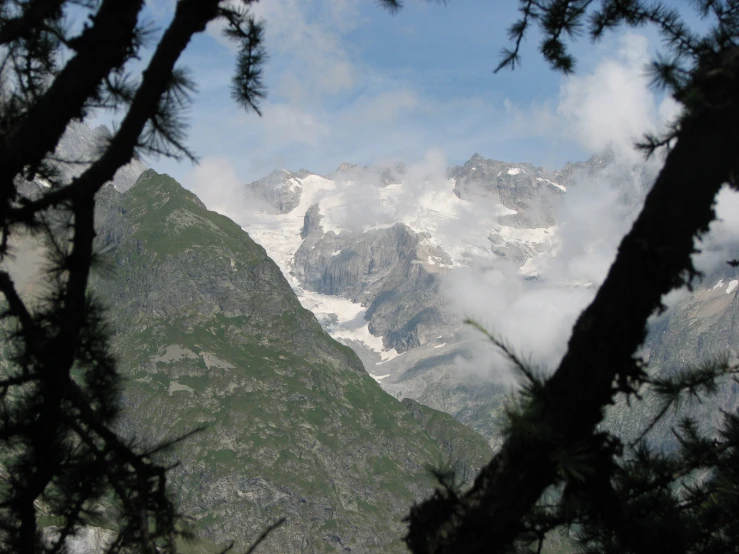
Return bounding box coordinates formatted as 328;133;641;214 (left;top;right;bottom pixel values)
7;123;739;552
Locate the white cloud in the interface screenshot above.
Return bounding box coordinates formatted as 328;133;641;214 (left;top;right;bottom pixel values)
503;33;681;161
558;34;655;158
443;163;655;381
259;102;329;146
182;156;248;222
692;185;739;275
249;0;360;101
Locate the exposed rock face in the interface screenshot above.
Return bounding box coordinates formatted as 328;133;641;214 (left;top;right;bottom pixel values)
296;223;417;299
86;171;493;553
294;222;452;353
449;153;564;228
301;203;322;239
649;273;739;370
602;254;739;451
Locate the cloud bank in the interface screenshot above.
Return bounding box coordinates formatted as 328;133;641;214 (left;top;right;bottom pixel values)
443;34;682;382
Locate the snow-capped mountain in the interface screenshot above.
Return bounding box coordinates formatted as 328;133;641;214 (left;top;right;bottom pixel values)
238;153;583;439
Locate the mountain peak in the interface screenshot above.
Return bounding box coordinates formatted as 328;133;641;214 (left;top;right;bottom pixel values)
335;162;359;173
265;168;293;180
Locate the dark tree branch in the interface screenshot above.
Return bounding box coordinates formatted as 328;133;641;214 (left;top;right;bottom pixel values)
0;3;228;551
244;518;286;554
8;0;223;223
0;270;44;352
0;0;145;206
0;0;65;45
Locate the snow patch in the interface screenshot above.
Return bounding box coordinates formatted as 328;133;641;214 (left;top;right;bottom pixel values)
713;279;726;290
519;256;539;277
201;352;234;370
168;380;194;396
295;288;401;362
507;168;523;175
536;177;567;192
434;343;446;349
727;280;738;294
247;174;337;278
371;374;391;382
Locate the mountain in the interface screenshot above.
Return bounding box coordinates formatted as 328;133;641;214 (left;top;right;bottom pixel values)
6;118;739;551
603;246;739;449
93;154;739;551
82;171;492;552
235;150;739;450
237;155;570;441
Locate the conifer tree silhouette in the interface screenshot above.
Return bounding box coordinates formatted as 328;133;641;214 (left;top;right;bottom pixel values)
405;2;739;553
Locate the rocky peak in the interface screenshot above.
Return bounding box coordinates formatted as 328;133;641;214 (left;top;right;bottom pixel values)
300;203;322;239
243;168;302;214
380;163;406;186
335;162;357;173
329;162;367;183
448;154;563;227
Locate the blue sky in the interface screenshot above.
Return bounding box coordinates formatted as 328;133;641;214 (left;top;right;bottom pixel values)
122;0;688;190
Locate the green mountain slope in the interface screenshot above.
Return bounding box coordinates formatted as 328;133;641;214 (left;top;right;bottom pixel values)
91;170;491;553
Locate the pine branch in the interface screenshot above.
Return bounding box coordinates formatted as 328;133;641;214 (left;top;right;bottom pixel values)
0;0;145;216
495;0;540;73
243;518;286;554
629;357;739;446
590;1;700;59
377;0;404;13
8;0;223;224
219;6;266;116
0;0;65;45
62;412;178;554
0;270;43;352
46;478;95;554
463;319;534;378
